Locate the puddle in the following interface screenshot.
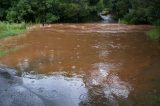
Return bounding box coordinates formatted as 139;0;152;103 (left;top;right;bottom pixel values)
0;23;160;106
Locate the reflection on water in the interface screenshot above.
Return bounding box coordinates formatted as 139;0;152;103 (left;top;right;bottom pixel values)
17;58;30;71
84;63;131;106
90;63;131;98
0;23;160;106
23;73;87;106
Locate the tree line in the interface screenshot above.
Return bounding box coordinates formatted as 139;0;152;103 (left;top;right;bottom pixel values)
0;0;159;25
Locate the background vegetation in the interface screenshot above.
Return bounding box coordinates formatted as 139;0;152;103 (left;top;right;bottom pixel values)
0;0;159;24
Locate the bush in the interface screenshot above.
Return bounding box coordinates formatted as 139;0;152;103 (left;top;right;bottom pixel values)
46;13;59;23
124;8;148;24
147;27;160;40
1;0;105;23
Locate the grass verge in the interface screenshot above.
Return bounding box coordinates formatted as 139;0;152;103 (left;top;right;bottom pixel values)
147;27;160;40
0;22;27;39
0;22;28;57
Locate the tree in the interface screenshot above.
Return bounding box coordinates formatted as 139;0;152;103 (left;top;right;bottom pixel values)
1;0;159;24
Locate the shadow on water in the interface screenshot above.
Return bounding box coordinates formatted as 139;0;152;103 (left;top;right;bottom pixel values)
0;23;160;106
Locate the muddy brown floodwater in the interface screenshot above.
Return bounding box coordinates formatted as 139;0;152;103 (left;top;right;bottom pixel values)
0;23;160;106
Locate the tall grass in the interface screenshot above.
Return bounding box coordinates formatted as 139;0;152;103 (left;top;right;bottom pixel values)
0;22;27;57
0;22;27;39
147;27;160;40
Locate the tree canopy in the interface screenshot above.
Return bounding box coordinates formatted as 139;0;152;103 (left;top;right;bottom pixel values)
0;0;159;24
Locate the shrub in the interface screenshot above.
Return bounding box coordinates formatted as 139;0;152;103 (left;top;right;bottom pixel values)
147;27;160;40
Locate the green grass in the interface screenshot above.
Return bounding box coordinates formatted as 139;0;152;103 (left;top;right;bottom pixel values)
0;22;27;57
147;27;160;40
0;22;27;39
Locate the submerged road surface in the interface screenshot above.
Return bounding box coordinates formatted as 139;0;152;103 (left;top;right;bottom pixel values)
0;23;160;106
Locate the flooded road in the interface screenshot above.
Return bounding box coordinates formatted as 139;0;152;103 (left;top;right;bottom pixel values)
0;23;160;106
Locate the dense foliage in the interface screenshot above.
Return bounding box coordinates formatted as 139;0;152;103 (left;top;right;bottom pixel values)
109;0;160;25
0;0;160;24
